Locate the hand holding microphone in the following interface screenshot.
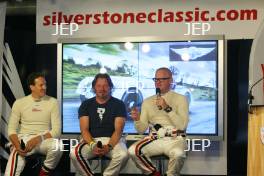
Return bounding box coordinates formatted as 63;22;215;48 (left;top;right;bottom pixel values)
96;141;112;156
93;141;104;156
155;88;170;111
14;139;27;157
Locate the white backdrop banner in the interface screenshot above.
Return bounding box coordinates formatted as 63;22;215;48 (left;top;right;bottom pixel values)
37;0;264;44
249;18;264;106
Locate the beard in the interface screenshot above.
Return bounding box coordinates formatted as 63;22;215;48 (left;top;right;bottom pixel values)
96;91;110;100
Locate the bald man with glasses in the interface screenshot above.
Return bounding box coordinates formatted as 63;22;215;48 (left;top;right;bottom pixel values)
128;67;189;176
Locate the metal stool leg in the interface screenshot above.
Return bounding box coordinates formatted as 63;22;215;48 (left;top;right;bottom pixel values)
100;158;103;176
98;156;110;176
151;155;168;175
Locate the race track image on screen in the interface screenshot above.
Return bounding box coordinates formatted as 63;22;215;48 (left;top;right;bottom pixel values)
62;40;218;135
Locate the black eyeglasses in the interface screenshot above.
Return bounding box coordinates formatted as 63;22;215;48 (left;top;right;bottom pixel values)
152;77;170;82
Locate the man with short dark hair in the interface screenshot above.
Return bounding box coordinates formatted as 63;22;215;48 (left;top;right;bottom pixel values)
70;73;128;176
128;67;189;176
5;72;63;176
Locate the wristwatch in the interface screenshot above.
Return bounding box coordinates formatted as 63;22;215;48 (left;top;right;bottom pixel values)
164;106;172;113
107;144;113;151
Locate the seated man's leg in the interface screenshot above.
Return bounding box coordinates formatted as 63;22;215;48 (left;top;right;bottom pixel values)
128;138;163;175
103;138;128;176
38;138;63;174
5;148;26;176
164;137;186;176
69;141;95;176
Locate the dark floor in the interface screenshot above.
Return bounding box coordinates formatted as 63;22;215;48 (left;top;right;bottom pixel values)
66;174;227;176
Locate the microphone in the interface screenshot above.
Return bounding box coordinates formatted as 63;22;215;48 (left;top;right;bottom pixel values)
156;88;162;110
97;141;103;149
248;76;264;113
20;139;25;150
153;124;162;131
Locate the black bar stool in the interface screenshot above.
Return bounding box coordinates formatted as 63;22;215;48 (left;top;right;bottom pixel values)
151;155;169;175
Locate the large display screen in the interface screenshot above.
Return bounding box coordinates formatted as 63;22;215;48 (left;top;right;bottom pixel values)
59;37;224;137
